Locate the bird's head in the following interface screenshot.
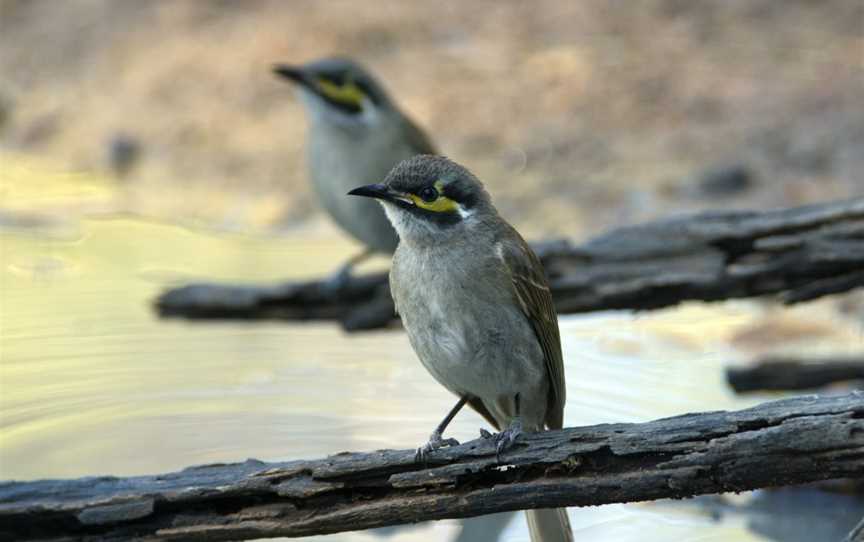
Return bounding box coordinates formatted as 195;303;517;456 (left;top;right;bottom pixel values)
348;155;493;245
273;57;392;125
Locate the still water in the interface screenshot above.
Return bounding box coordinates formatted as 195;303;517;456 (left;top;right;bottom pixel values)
1;158;862;541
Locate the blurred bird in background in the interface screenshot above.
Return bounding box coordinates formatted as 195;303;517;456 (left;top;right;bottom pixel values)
273;58;437;286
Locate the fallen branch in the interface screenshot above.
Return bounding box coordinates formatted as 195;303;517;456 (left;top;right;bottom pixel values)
2;393;862;541
728;357;864;393
154;198;864;330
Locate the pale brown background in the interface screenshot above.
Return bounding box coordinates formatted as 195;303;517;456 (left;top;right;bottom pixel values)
1;0;861;238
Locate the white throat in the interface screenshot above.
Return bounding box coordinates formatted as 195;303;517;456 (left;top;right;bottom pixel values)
380;201;476;247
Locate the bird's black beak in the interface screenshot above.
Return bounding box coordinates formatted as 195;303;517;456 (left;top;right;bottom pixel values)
272;64;311;87
347;184;412;206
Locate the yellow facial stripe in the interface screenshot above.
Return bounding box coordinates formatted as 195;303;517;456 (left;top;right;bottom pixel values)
408;181;459;213
409;194;459;212
316;78;365;107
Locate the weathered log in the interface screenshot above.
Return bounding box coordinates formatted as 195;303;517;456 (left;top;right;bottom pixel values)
154;198;864;330
2;393;862;541
728;357;864;393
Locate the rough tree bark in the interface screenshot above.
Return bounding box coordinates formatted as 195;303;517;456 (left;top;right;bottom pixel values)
154;198;864;330
728;356;864;393
2;393;862;541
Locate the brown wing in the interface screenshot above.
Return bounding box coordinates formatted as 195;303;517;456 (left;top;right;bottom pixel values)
499;230;566;430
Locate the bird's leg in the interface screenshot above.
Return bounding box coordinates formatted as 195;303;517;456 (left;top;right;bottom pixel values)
494;416;523;461
415;396;467;462
322;248;374;296
481;393;523;462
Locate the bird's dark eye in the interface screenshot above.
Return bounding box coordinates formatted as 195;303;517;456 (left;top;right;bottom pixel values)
418;186;438;202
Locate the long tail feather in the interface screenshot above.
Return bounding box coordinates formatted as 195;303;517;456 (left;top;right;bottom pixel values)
526;508;573;542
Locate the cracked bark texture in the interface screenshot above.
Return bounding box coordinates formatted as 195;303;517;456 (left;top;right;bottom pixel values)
154;198;864;330
2;393;863;541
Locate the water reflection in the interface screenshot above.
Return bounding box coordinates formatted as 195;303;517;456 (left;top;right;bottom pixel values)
660;489;864;542
2;165;862;541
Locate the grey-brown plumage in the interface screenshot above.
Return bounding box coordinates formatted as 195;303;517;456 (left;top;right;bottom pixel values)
273;58;436;263
347;155;572;542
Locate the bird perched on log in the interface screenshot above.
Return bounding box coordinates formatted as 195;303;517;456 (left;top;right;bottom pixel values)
273;57;437;284
348;155;572;542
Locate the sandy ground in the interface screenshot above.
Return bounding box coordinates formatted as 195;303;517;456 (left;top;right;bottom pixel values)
1;0;862;238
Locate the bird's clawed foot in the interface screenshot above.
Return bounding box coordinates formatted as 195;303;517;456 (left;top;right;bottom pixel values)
320;264;354;297
415;429;460;463
480;418;523;462
321;249;374;298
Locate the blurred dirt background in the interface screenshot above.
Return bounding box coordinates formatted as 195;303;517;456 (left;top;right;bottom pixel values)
0;0;862;238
